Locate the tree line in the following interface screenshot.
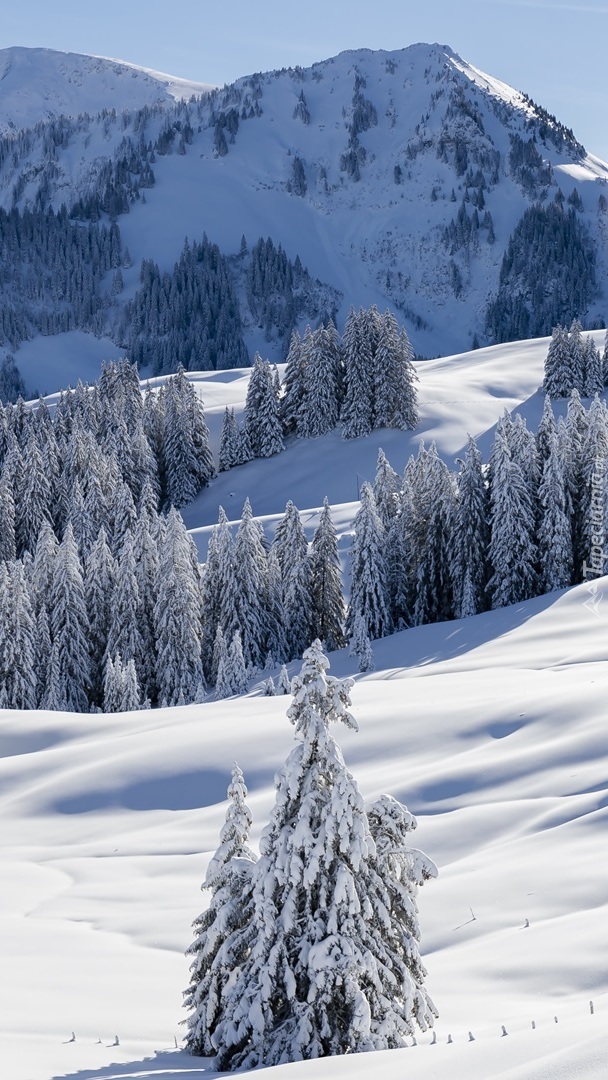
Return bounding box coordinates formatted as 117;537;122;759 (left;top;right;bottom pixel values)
3;344;607;709
543;321;608;399
203;384;608;692
219;305;418;466
0;361;215;711
0;306;418;712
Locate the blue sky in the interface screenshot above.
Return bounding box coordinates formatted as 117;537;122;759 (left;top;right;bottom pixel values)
3;0;607;160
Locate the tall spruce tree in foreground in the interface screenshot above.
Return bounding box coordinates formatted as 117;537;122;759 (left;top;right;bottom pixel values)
212;643;436;1070
184;764;257;1056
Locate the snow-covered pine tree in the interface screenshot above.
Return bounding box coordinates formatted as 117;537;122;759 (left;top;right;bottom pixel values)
15;435;52;556
1;439;23;555
581;336;603;397
49;523;91;712
511;414;540;496
228;630;249;695
154;507;205;706
451;435;490;618
372;448;401;530
385;478;414;630
29;519;58;620
131;507;161;704
85;527;117;706
280;330;305;435
265;548;286;664
566;389;590;578
103;654;121;713
0;472;16;562
349;614;375;672
310;497;345;650
33;605;52;709
104;531;144;690
366;795;438;1036
487;430;538;608
163;367;215;507
184;764;257;1056
340;308;373;440
568;318;585;393
543;325;573;399
373;310;418;431
535;394;556;469
579;394;608;569
255;364;284;458
0;561;37;709
244;354;284;458
103;653;141;713
214;642;435;1069
213;628;234;699
128;418;160;509
409;443;455;626
108;479;138;558
202;507;235;680
273;501;312;660
347;483;391;640
537;427;573;591
121;657;141;711
299;324;341;438
223;499;268;672
219;407;243;472
278;664;291;694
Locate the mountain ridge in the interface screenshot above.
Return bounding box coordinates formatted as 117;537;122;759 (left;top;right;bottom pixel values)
0;46;214;135
0;42;607;388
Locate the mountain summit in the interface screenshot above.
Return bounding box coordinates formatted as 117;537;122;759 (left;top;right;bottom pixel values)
0;42;607;382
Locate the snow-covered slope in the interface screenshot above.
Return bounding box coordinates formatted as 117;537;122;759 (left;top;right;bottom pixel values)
2;334;608;1080
1;42;607;378
0;47;213;133
2;581;607;1080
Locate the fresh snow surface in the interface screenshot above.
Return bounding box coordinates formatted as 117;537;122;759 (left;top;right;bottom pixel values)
3;334;608;1080
0;47;212;134
2;331;125;398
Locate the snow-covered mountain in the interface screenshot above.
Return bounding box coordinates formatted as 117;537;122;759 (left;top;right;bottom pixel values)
1;41;608;393
0;47;214;134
